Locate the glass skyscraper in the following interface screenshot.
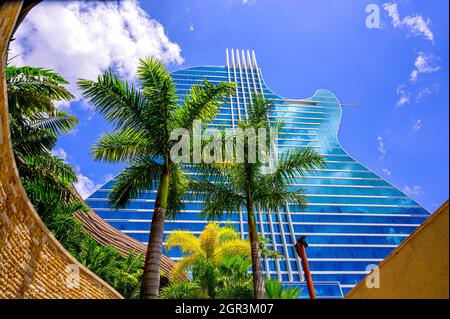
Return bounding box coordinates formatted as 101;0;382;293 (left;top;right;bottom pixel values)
85;49;430;298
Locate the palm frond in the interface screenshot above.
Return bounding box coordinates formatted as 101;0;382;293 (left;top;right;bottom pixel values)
137;57;177;154
109;157;163;208
177;80;235;129
189;178;244;219
274;148;325;182
248;93;272;127
30;111;78;136
169;254;199;282
165;230;201;254
11;125;57;157
91;127;151;163
22;152;77;183
77;69;149;134
166;164;188;218
6;65;74;102
213;239;250;262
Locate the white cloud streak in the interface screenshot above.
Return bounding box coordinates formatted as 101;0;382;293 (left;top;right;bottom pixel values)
413;119;422;130
409;52;440;82
396;84;410;106
377;136;387;159
383;2;434;42
402;185;424;197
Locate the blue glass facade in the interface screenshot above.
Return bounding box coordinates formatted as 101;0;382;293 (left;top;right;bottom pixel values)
85;49;430;298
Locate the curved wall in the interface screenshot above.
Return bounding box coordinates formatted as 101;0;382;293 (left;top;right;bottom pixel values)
0;1;122;299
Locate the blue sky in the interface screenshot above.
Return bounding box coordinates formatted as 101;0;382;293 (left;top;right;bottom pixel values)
11;0;449;211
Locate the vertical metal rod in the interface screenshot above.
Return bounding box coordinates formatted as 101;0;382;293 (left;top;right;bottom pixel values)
236;50;248;120
231;49;241;121
276;208;293;281
241;49;253;105
286;204;304;281
247;50;258;94
267;212;282;281
239;208;244;240
225;48;235;128
252;50;265;96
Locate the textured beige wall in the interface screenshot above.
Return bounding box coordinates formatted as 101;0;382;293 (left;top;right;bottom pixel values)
0;1;122;299
346;201;449;299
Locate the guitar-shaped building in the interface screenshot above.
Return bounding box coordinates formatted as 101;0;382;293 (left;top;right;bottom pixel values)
85;49;430;298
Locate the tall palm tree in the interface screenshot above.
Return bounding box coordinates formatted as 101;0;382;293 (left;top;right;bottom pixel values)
77;57;235;299
166;223;250;298
190;95;325;299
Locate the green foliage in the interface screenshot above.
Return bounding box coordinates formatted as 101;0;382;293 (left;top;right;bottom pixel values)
160;281;209;299
216;255;254;299
115;251;145;299
258;236;284;259
160;255;254;300
165;223;250;282
76;237;144;299
76;236;123;284
163;225;254;299
38;201;87;256
265;280;302;299
6;64;143;298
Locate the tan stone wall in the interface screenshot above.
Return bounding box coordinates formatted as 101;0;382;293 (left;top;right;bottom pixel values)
0;1;122;299
345;201;449;299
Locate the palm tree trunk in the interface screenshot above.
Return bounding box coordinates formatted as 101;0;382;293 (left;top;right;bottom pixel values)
140;168;169;299
247;199;265;299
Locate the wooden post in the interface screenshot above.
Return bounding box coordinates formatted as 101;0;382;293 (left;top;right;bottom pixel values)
295;236;316;299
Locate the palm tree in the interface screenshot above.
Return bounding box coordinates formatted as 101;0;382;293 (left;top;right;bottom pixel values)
190;95;325;299
7;65;77;157
6;65;79;203
165;223;250;298
77;58;235;299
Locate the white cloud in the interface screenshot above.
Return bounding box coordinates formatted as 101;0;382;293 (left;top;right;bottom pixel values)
384;2;401;27
402;15;434;43
409;52;440;82
51;147;68;161
377;136;387;159
189;22;195;32
10;0;184;109
383;2;434;42
413;119;422;130
394;53;440;106
382;168;392;176
402;185;424;197
416;85;439;102
396;84;410;106
74;170;101;200
241;0;256;5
